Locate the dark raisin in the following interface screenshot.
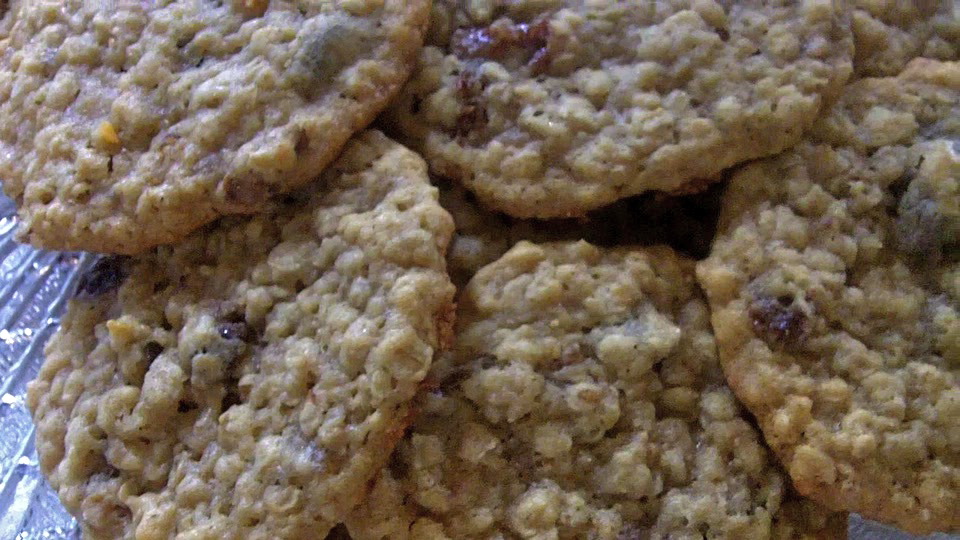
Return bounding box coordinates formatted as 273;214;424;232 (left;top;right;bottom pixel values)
218;321;252;342
325;524;351;540
886;171;913;217
152;278;170;293
452;26;502;58
75;256;130;299
517;20;549;50
231;0;268;18
477;354;498;370
456;72;480;100
294;19;370;96
294;129;310;155
517;19;552;74
452;71;488;137
221;172;272;209
221;383;242;412
455;104;488;138
177;400;198;413
143;341;164;362
748;295;810;350
452;18;553;74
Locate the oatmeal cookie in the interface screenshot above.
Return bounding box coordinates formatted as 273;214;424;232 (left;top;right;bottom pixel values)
0;0;429;253
384;0;853;218
346;241;844;540
26;132;456;539
852;0;959;77
696;59;960;534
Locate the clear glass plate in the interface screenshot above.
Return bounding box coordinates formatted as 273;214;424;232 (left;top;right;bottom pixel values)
0;193;951;540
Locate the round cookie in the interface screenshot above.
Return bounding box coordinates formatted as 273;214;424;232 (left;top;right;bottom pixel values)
0;0;429;254
383;0;853;219
696;60;960;534
346;241;845;540
25;132;456;539
852;0;959;77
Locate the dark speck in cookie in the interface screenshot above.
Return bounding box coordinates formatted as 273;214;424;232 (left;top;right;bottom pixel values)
218;320;253;342
295;18;373;95
748;295;810;351
75;256;130;299
143;341;164;363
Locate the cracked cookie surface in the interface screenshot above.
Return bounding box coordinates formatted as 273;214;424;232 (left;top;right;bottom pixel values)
0;0;428;253
26;132;456;539
384;0;852;218
346;240;844;540
697;59;960;534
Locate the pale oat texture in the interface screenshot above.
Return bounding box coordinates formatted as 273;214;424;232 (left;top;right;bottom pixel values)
0;0;429;253
696;60;960;534
852;0;959;77
346;241;844;540
26;132;456;539
384;0;853;218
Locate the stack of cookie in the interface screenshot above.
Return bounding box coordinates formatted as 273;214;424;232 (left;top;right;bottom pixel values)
0;0;955;538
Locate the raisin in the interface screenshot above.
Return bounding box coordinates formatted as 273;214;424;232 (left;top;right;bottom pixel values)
75;256;130;299
221;380;242;412
476;354;498;370
452;26;498;58
455;104;488;138
294;128;310;155
295;19;370;94
177;400;198;413
218;321;252;342
452;18;552;74
517;19;552;75
325;524;351;540
453;71;488;138
221;171;272;209
231;0;268;18
748;295;810;350
143;341;164;363
456;72;481;100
